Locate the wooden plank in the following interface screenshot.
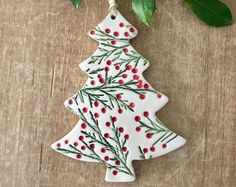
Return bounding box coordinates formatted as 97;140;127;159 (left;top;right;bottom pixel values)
0;0;235;186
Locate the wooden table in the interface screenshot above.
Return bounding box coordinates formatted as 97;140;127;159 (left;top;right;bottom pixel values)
0;0;235;186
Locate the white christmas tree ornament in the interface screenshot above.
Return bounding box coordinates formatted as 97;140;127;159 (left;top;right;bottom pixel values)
51;2;186;182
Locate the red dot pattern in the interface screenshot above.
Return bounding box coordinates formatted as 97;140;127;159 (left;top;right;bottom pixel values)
162;144;167;148
64;21;171;171
81;123;87;129
143;111;149;117
78;135;84;141
118;108;123;114
113;170;118;175
150;146;156;152
119;22;124;27
143;148;148;153
104;133;110;138
68;99;73;105
76;154;82;159
90;144;95;149
104;156;110;161
101;108;106;113
105;28;111;33
111;40;116;45
118;127;124;133
82;107;88;113
101;147;106;153
115;160;121;165
74;142;78;147
136;126;141;132
113;31;119;37
146;133;153;139
106;122;111;127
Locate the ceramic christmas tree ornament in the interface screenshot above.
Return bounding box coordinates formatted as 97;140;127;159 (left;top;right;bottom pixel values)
51;1;186;182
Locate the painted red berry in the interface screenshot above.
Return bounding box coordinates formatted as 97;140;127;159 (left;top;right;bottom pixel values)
133;75;139;80
111;40;117;45
101;147;106;153
113;170;118;175
138;80;143;84
82;107;88;113
162;144;167;148
106;60;112;65
78;135;84;141
81;123;87;129
132;68;138;73
122;146;127;152
97;74;102;79
118;108;123;114
113;31;119;37
115;65;120;70
94;113;99;118
157;94;162;98
115;160;121;165
64;140;69;144
90;30;95;35
146;133;153;139
81;145;86;150
119;22;124;27
130;27;135;33
124;134;129;140
73;142;78;147
135;116;141;122
106;122;111;127
90;80;95;85
118;79;124;85
130;102;135;108
76;154;82;159
136;126;141;132
144;83;150;89
139;94;146;100
143;148;148;153
122;74;128;79
116;94;122;100
124;32;129;37
104;66;110;72
101;108;106;113
99;78;105;84
104;133;110;138
105;28;111;33
68;99;73;105
143;111;149;117
150;146;156;152
57;143;61;148
90;144;95;149
123;48;128;54
104;156;110;161
94;100;99;107
137;83;143;88
126;65;132;70
111;116;117;122
118;127;124;133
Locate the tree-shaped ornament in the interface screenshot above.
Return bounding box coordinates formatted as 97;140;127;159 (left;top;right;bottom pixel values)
51;7;186;182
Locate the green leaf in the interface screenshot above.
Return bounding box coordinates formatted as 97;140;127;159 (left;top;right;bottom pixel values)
70;0;82;8
183;0;232;27
132;0;157;26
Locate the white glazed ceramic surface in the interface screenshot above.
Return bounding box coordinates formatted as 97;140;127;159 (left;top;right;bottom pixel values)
51;11;186;182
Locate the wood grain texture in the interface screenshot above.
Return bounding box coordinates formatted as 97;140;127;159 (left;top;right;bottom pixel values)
0;0;235;186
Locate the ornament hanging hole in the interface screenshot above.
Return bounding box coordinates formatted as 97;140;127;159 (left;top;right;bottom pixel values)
111;15;116;20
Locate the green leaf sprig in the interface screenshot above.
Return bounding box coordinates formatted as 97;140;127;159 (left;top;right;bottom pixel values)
70;0;233;27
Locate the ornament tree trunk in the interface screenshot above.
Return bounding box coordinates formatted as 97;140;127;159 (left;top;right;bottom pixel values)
51;11;186;182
